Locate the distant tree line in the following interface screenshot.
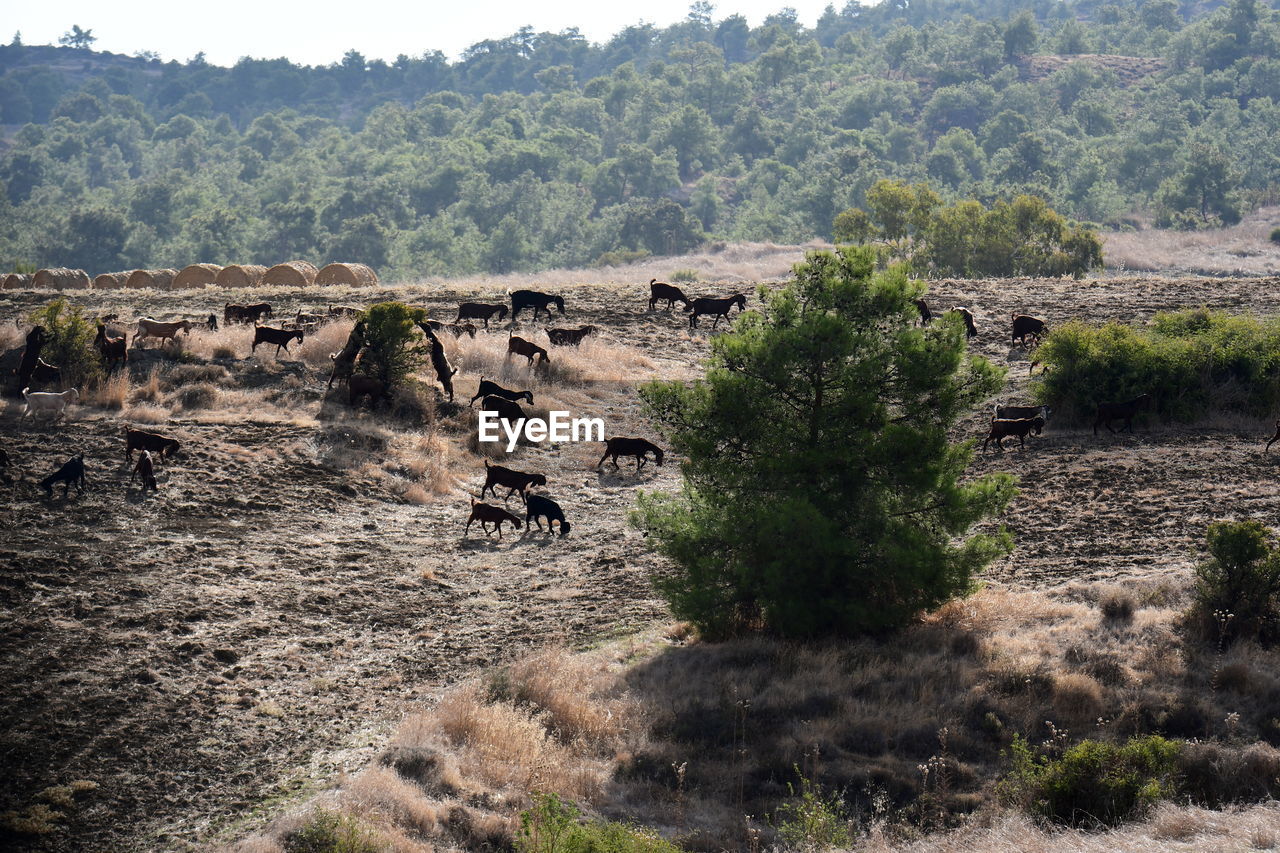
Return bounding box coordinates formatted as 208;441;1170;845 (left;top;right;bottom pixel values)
0;0;1276;278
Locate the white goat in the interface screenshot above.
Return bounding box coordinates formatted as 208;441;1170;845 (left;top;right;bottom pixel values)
22;387;79;420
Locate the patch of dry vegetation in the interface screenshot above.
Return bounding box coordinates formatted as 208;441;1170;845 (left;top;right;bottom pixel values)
233;583;1280;852
1102;206;1280;276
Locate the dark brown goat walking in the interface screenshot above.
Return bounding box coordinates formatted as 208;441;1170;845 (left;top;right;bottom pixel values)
597;437;664;471
480;459;546;503
251;325;304;357
464;498;523;539
456;303;508;329
1093;394;1151;435
983;416;1045;451
649;279;690;311
687;294;747;329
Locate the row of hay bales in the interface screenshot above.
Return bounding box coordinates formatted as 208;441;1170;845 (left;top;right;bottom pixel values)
2;261;378;291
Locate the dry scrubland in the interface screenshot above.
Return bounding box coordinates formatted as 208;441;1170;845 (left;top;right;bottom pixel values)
2;262;1280;850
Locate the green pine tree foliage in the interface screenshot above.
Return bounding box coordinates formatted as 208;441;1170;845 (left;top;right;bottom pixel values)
634;246;1015;639
356;301;430;387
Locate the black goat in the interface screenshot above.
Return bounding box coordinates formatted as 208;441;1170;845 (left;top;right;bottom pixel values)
1011;313;1046;346
470;377;533;407
456;302;509;329
914;298;932;326
40;453;86;497
1093;394;1152;435
251;325;304;356
525;493;570;536
687;294;747;329
649;279;690;311
950;307;978;338
511;290;565;321
597;437;664;471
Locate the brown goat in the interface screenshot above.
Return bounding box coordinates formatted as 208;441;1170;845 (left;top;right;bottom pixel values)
983;416;1045;451
1011;313;1046;346
95;323;128;372
327;321;366;389
464;498;524;538
456;302;508;329
480;459;547;503
225;302;272;324
507;336;550;365
950;307;977;338
649;279;690;311
914;298;932;326
125;427;181;463
417;323;458;401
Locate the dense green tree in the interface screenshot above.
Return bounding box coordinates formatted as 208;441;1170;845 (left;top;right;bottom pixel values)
1156;143;1241;226
357;302;430;387
634;247;1014;638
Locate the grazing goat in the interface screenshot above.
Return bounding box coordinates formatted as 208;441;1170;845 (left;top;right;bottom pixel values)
547;326;597;346
224;302;272;325
456;302;508;329
511;290;566;321
995;403;1050;421
464;498;523;538
40;453;86;497
328;305;360;318
22;387;78;420
983;416;1045;451
133;318;192;348
480;459;547;503
470;378;533;407
95;323;128;372
327;321;366;390
950;307;978;338
425;319;477;339
507;336;550;366
251;325;304;357
418;323;458;402
597;436;664;471
526;493;570;536
125;427;181;462
15;325;47;387
649;279;690;311
688;293;747;329
1093;393;1152;435
914;298;933;326
1011;313;1046;346
349;375;387;409
480;395;527;424
1267;420;1280;453
132;449;158;492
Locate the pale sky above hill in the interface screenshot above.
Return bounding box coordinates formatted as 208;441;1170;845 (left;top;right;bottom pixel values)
7;1;843;68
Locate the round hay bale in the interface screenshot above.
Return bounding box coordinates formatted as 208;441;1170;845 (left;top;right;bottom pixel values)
33;268;90;290
93;271;131;290
172;263;223;290
262;260;318;287
215;264;268;289
124;268;178;290
3;273;33;290
315;262;379;287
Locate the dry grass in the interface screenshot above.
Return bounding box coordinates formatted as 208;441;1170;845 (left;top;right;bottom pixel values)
451;332;656;390
88;371;129;410
1102;206;1280;276
235;584;1280;852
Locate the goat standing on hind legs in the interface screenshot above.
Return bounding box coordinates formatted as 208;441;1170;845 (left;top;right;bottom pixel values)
1266;420;1280;453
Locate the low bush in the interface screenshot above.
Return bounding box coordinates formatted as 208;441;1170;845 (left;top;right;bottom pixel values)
516;793;681;853
1186;520;1280;647
999;734;1182;827
27;298;103;388
1269;226;1280;245
283;809;386;853
1032;309;1280;423
669;269;699;283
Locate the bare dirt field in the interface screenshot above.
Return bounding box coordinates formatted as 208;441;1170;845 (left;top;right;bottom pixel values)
2;270;1280;850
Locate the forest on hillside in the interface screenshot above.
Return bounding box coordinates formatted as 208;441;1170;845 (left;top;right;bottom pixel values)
0;0;1277;279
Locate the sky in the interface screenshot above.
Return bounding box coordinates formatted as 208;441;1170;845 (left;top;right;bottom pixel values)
6;1;845;68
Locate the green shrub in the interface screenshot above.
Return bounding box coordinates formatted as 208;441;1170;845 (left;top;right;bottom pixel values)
1270;226;1280;245
283;810;386;853
517;793;682;853
669;269;699;283
1187;520;1280;646
635;247;1013;638
26;298;103;389
999;734;1181;827
773;774;853;852
357;302;430;388
1032;309;1280;424
594;249;651;268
